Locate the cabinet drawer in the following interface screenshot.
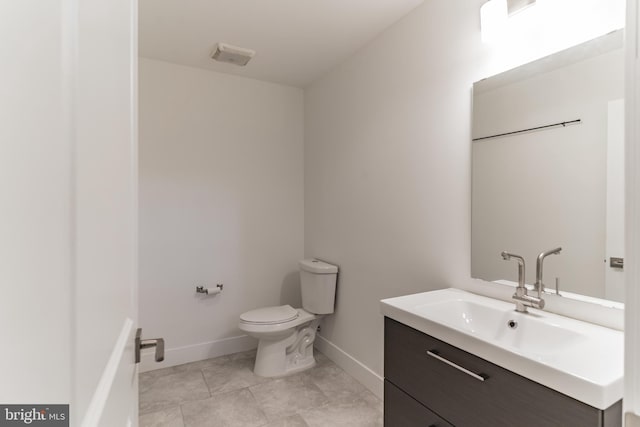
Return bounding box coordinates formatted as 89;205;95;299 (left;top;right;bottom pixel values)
384;317;604;427
385;380;453;427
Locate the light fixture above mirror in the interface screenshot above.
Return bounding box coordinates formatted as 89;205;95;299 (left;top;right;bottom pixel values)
480;0;625;67
507;0;536;16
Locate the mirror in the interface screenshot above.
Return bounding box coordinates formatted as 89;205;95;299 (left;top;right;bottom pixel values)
471;30;624;303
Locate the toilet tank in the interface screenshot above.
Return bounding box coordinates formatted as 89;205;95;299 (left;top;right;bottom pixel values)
299;259;338;314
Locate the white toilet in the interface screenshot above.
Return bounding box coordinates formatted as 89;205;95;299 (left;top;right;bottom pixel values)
238;259;338;377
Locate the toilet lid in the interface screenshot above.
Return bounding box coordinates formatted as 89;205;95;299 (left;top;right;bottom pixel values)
240;305;299;324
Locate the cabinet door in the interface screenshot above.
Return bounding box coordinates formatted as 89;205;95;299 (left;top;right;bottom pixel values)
384;380;453;427
385;317;606;427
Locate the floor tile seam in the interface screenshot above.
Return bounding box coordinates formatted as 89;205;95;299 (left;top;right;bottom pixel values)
308;366;377;404
199;369;213;397
280;375;329;407
296;410;316;427
245;385;265;411
246;373;288;395
297;413;311;427
144;366;209;382
201;382;272;402
296;399;385;426
178;388;269;426
244;385;271;425
139;366;181;383
178;404;186;427
172;393;218;412
138;403;183;418
309;393;376;412
355;389;383;405
256;412;308;427
302;375;333;407
303;374;328;398
137;404;177;418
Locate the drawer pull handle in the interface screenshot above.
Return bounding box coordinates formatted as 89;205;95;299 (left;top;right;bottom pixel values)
426;350;487;382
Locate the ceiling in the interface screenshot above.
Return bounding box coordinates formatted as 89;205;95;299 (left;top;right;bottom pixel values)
139;0;424;88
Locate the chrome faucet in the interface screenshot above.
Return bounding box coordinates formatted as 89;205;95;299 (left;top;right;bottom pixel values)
534;247;562;296
501;251;545;313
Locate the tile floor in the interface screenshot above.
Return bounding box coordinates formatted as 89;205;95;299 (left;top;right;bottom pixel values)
139;349;383;427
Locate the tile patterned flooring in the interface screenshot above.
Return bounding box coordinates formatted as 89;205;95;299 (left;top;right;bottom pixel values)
139;350;383;427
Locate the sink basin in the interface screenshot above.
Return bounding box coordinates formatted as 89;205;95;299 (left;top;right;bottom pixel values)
381;288;623;409
416;299;586;355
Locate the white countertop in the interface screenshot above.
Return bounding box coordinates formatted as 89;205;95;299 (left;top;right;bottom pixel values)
381;288;623;409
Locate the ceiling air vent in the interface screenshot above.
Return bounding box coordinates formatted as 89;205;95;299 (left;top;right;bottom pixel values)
211;43;255;66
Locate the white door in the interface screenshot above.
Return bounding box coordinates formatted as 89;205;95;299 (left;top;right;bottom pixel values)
73;0;140;425
0;1;141;426
605;99;625;302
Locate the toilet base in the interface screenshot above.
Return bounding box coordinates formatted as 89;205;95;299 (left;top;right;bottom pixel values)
253;317;322;377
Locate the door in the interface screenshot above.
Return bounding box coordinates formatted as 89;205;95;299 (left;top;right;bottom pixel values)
0;1;140;426
73;0;140;425
605;99;625;302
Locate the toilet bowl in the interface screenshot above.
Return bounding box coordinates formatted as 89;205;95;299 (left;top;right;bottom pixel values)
239;305;321;377
238;259;338;377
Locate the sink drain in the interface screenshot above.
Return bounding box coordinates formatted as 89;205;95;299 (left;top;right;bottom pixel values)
507;320;518;329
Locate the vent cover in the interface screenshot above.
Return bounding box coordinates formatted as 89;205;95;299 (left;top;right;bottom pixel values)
211;43;255;66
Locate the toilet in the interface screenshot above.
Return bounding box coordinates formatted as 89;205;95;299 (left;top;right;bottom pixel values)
238;259;338;377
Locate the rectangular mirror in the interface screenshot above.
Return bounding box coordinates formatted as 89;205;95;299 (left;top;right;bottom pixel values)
471;30;624;303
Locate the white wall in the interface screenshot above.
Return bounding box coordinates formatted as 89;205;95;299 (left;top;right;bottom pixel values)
0;0;71;403
138;58;304;369
304;0;487;392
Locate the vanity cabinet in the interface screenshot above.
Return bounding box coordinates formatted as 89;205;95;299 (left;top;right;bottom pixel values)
384;317;622;427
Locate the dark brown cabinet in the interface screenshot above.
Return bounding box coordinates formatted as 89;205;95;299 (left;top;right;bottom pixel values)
385;380;453;427
384;317;622;427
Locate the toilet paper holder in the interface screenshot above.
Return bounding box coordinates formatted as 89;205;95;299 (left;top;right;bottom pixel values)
196;284;224;295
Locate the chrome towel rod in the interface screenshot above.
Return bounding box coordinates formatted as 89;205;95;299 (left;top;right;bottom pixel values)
472;119;581;142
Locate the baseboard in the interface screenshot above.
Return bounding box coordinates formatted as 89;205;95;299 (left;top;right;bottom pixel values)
139;334;257;373
314;335;383;399
627;412;640;427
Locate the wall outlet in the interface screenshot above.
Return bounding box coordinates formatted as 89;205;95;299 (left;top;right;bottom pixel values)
316;325;321;333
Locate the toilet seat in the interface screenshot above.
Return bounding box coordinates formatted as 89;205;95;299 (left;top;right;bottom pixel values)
240;305;299;325
239;308;317;335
